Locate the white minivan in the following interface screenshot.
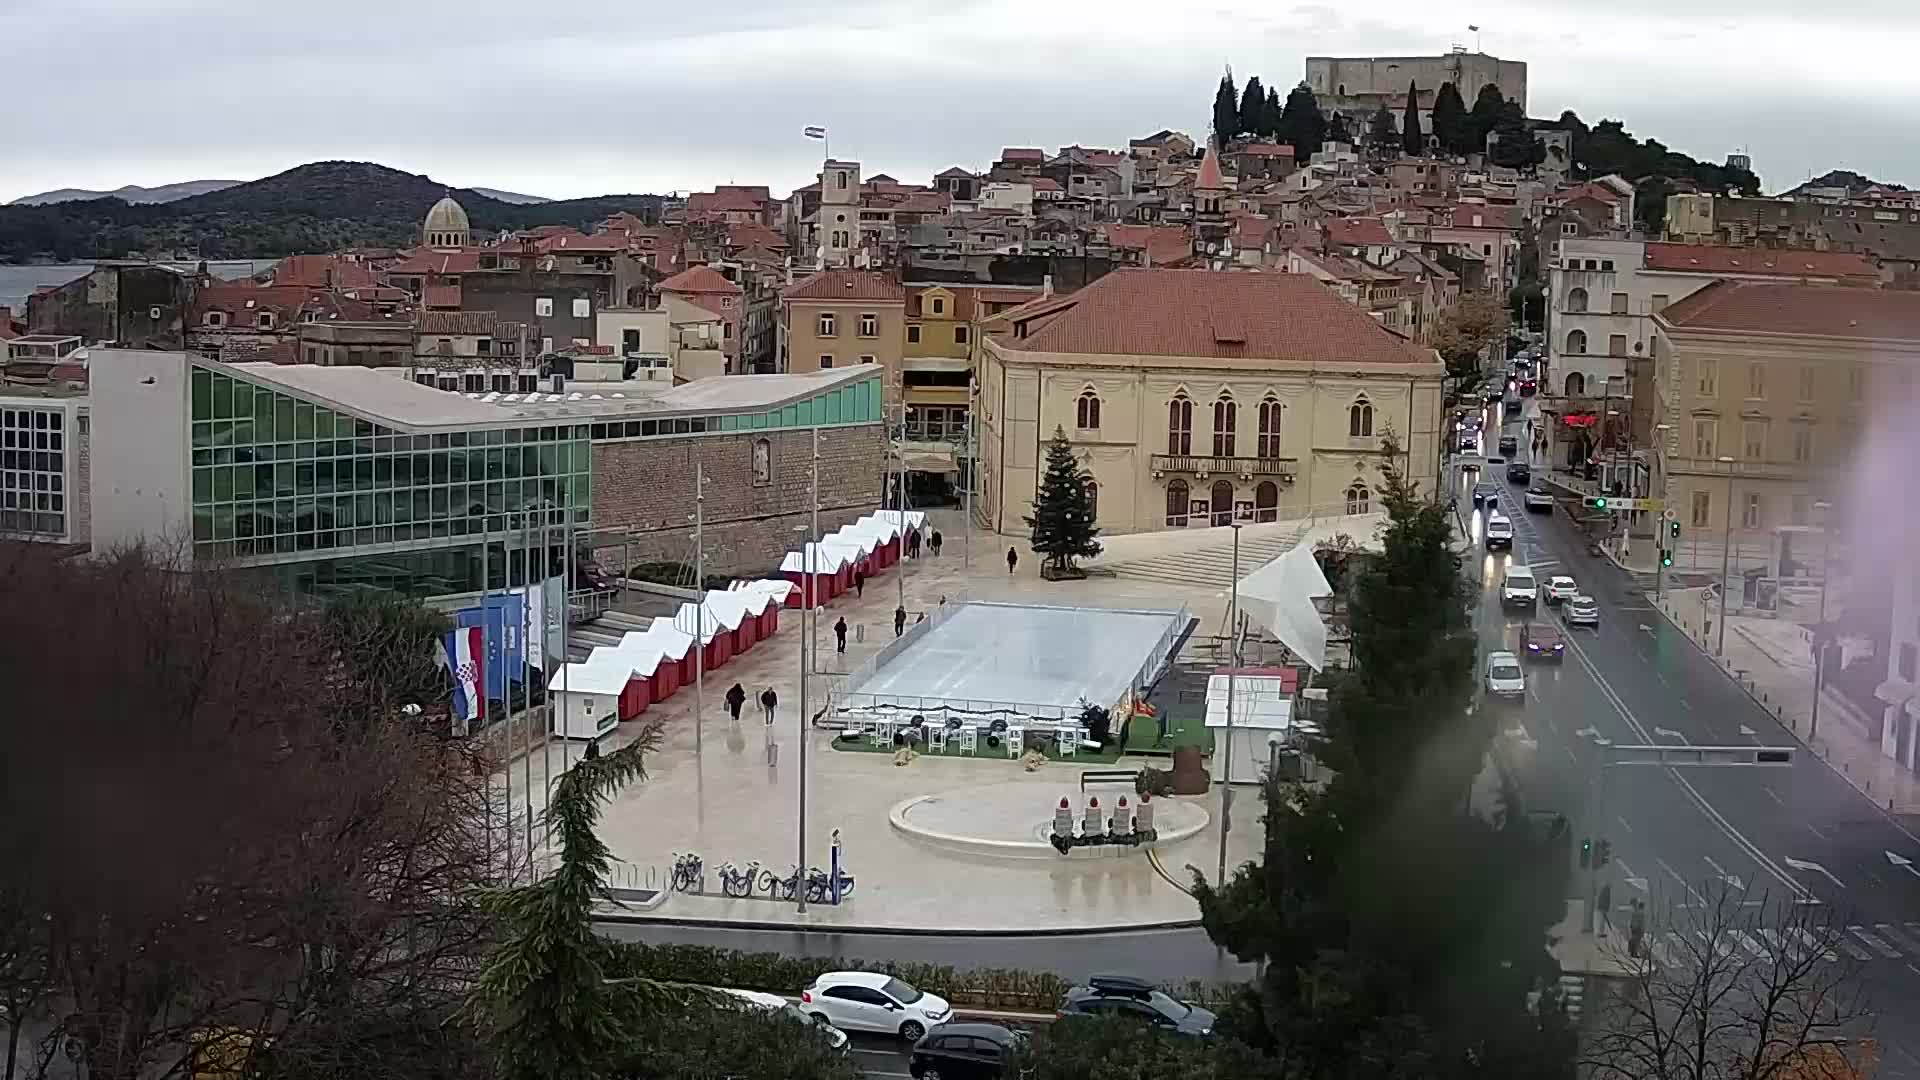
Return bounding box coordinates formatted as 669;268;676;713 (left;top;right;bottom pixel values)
1501;564;1538;609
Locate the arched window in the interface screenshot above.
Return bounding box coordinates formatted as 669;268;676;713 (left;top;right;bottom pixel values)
1257;396;1282;458
750;438;771;485
1167;395;1192;455
1346;482;1371;516
1210;480;1234;526
1166;479;1190;526
1566;286;1589;313
1348;398;1374;438
1255;481;1279;522
1564;371;1587;396
1076;390;1101;430
1213;394;1237;457
1085;478;1099;523
1567;329;1588;355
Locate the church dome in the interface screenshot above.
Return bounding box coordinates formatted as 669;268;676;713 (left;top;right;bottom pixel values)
422;195;471;248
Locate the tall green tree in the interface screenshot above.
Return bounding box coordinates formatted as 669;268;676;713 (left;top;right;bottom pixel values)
1275;83;1328;161
1401;81;1425;156
1265;87;1282;138
1467;83;1506;153
1023;427;1101;576
1327;110;1352;145
1367;105;1398;151
1193;439;1574;1080
1432;82;1469;155
1237;76;1267;141
1488;100;1544;170
1212;70;1240;149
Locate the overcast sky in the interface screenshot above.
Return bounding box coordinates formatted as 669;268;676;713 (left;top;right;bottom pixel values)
7;0;1920;204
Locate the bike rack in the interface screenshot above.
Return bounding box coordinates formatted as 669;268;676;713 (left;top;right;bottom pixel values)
667;853;855;904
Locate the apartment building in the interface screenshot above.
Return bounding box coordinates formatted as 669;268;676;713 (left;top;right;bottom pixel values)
777;270;906;396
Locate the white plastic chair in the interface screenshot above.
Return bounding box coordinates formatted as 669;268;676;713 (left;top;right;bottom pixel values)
1004;725;1026;758
955;725;978;755
871;719;896;748
1054;725;1078;757
928;724;948;753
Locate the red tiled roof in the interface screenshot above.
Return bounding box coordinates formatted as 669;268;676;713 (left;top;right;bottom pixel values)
1657;280;1920;339
1231;217;1270;247
659;265;742;296
538;232;632;254
270;255;377;289
1195;146;1224;190
1000;148;1044;161
1557;181;1623;206
936;166;975;179
1642;243;1877;280
1238;143;1295;159
999;269;1430;364
418;310;498;336
725;222;787;252
1102;224;1193;267
781;270;905;303
386;250;485;275
1446;203;1520;230
193;283;376;324
1325;216;1394;247
688;189;767;214
423;285;462;309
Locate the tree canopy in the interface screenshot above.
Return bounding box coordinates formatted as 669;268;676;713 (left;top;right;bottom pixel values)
1212;70;1240;148
1238;76;1269;141
1431;82;1469;156
1367;105;1398;152
1276;83;1329;162
1024;427;1102;575
1401;81;1425;157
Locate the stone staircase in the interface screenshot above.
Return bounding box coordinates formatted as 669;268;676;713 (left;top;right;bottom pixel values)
1101;520;1313;588
567;608;654;663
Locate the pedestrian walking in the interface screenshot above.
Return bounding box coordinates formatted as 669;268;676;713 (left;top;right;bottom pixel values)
894;605;907;637
1006;546;1018;574
929;530;943;557
834;616;848;653
724;681;746;723
855;570;865;597
759;687;778;724
908;530;921;559
1628;899;1647;959
1596;882;1614;937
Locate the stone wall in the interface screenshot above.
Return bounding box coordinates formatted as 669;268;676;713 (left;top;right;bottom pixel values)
590;423;885;577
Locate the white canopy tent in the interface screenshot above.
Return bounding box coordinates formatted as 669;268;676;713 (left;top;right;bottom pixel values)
1203;673;1312;783
547;657;631;740
1235;542;1335;672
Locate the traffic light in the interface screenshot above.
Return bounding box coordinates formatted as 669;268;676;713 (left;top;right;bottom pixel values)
1661;550;1674;567
1583;496;1609;511
1596;838;1612;868
1579;836;1593;868
1668;520;1682;541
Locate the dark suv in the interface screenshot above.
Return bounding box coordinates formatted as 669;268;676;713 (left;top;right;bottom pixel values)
1057;975;1216;1036
908;1023;1023;1079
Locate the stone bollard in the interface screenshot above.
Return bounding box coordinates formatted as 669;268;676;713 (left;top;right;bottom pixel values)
1136;793;1155;834
1052;797;1074;843
1083;796;1105;840
1112;795;1133;837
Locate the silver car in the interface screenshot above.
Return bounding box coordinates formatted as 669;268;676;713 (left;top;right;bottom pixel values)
1485;650;1526;701
1566;594;1600;627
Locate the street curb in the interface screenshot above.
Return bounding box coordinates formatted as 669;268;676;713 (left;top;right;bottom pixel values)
592;911;1204;936
1646;594;1920;822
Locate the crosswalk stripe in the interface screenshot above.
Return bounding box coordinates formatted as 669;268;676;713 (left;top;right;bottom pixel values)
1791;927;1842;963
1694;929;1737;960
1849;925;1902;959
1730;929;1773;963
1875;922;1920;956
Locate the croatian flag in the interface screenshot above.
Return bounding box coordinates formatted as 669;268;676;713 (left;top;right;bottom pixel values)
439;626;486;732
802;125;827;140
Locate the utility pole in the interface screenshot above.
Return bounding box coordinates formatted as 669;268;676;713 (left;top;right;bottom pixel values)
964;392;974;569
560;506;573;778
1215;519;1242;886
798;432;818;913
1716;456;1735;656
810;425;821;673
520;505;534;866
1811;501;1833;738
694;461;705;757
894;402;906;610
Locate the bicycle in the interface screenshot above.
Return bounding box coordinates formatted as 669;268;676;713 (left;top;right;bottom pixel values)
671;851;704;893
716;860;759;898
806;867;856;903
767;865;807;901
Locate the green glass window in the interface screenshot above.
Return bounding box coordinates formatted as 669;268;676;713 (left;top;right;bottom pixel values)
192;368;213;421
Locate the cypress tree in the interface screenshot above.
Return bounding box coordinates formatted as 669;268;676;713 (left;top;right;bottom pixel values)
1237;75;1266;141
1432;81;1468;155
1401;80;1424;156
1212;70;1239;148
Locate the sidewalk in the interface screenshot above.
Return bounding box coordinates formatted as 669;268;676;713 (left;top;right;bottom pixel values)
1653;588;1920;814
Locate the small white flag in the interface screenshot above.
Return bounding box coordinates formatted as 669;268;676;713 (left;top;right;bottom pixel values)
803;126;828;139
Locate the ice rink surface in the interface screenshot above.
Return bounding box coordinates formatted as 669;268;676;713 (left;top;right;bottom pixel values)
846;601;1184;711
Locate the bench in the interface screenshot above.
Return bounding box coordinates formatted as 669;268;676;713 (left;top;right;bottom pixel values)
1078;769;1136;792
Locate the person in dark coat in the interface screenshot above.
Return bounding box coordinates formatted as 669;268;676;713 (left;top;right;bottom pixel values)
930;530;943;556
855;570;866;597
724;682;747;723
834;616;849;653
1006;546;1019;574
759;687;778;724
894;605;907;637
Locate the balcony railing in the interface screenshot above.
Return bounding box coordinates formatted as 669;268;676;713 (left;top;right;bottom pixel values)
1151;453;1298;479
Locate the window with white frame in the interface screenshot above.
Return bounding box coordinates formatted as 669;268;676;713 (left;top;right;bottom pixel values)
818;312;836;337
535;297;553;317
572;298;591;318
859;312;878;337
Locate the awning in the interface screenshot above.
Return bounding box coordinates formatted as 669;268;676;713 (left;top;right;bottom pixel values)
1235;543;1333;672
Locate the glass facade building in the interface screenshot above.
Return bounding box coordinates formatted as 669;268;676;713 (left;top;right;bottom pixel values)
0;402;73;539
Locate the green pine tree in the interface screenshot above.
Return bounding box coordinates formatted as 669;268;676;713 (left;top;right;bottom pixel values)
1467;83;1506;153
1264;87;1282;138
1488;99;1544;170
1275;83;1328;161
1367;104;1398;151
1401;80;1425;156
1193;437;1575;1080
1237;76;1267;141
1212;70;1240;149
1432;82;1469;155
1023;427;1101;576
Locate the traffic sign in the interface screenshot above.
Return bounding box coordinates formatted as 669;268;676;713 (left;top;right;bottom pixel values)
1611;498;1664;512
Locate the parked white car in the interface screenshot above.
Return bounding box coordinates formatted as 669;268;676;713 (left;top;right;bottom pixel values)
803;971;952;1043
1485;651;1526;701
1543;575;1580;605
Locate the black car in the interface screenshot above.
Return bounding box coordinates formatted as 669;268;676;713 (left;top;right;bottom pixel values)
1473;481;1501;507
1484;385;1505;403
1506;461;1531;484
909;1023;1024;1079
1498;435;1518;456
1057;975;1217;1036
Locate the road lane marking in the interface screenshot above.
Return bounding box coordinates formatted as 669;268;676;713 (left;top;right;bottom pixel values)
1618;815;1634;834
1561;628;1815;902
1702;856;1746;891
1790;927;1841;962
1730;929;1773;962
1782;856;1845;890
1658;857;1708;906
1764;788;1786;807
1876;922;1920;956
1848;925;1901;959
1806;823;1828;841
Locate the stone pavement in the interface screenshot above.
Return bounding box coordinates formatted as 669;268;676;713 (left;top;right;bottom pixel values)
557;511;1268;931
1654;587;1920;814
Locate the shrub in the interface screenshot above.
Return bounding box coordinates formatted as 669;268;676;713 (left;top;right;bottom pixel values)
1135;766;1176;798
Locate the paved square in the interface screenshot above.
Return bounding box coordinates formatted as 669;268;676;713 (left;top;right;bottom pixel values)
844;600;1185;716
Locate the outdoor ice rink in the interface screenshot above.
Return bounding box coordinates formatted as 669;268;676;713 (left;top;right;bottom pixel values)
842;600;1186;714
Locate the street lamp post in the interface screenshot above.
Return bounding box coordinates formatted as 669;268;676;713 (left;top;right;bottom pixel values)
1716;455;1736;657
1810;500;1833;738
1215;519;1243;887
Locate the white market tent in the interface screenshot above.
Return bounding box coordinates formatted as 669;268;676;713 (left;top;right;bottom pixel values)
547;657;631;739
1204;673;1310;783
1235;542;1335;672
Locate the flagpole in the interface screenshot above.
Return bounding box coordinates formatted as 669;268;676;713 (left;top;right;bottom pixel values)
520;503;535;873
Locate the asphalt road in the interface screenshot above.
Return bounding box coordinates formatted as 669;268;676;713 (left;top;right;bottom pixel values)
1458;392;1920;1077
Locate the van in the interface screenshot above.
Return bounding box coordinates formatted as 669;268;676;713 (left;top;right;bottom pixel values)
1501;564;1538;609
1485;513;1515;551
